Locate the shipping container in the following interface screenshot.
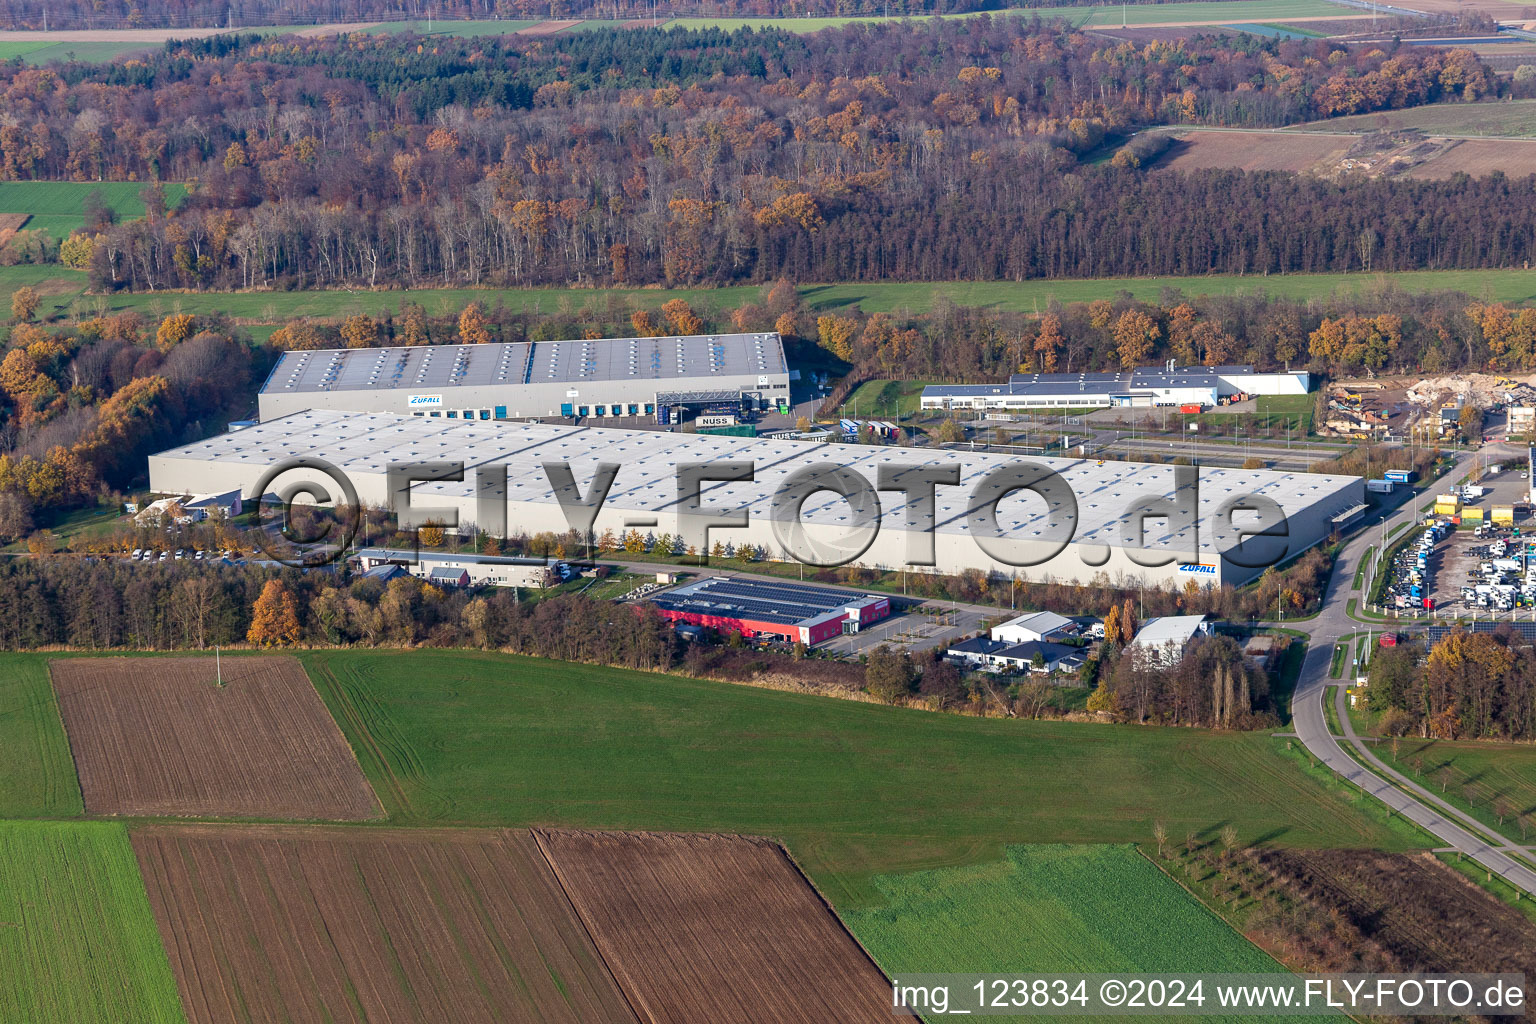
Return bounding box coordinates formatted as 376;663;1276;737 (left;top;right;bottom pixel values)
1385;469;1416;483
1494;506;1516;525
1179;403;1203;414
1366;479;1394;494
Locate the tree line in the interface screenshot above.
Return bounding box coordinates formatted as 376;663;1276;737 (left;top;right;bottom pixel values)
0;554;1281;730
1367;628;1536;741
0;20;1513;290
0;0;1131;32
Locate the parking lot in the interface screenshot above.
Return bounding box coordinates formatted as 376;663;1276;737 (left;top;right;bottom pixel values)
1379;464;1536;617
816;602;989;656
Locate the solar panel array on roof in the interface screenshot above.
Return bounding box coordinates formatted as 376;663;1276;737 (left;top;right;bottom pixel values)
263;333;788;395
650;576;878;627
1427;622;1536;644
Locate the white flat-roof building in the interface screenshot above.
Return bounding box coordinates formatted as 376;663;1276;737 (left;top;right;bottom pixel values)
257;333;791;425
990;610;1075;645
1127;614;1212;666
351;548;563;588
146;411;1363;587
921;365;1310;413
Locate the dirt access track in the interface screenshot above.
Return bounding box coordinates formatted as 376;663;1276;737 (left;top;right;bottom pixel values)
50;656;380;820
133;825;641;1024
537;829;897;1024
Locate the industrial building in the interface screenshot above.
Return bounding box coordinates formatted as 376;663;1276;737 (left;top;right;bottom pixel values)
920;365;1310;413
946;636;1086;675
989;610;1076;645
1127;614;1213;666
349;548;566;589
257;332;791;425
649;577;891;646
146;410;1364;587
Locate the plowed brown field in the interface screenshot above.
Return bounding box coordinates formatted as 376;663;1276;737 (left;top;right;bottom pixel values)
50;656;379;819
0;212;30;246
133;825;642;1024
538;830;895;1024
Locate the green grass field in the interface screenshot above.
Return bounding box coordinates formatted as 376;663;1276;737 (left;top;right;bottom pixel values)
1194;393;1315;434
301;648;1417;906
17;40;164;63
1371;736;1536;846
0;40;52;59
842;378;936;419
847;844;1293;1023
1075;0;1349;26
1287;99;1536;139
0;181;187;240
11;264;1536;328
0;654;82;819
0;821;185;1024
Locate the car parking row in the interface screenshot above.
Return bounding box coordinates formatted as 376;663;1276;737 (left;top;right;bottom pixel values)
129;548;237;563
1382;520;1449;612
1456;531;1536;611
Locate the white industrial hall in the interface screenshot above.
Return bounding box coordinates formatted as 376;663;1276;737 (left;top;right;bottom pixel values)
150;411;1363;587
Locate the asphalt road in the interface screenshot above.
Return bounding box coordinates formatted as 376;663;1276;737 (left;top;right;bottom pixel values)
1288;446;1536;896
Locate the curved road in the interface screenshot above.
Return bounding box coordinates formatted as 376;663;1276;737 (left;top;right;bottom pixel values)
1288;447;1536;895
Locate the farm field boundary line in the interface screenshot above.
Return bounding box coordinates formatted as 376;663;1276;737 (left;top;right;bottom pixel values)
49;655;382;820
528;826;648;1024
130;823;642;1024
535;828;897;1023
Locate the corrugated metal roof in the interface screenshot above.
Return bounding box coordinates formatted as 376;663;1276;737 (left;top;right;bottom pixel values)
264;333;787;395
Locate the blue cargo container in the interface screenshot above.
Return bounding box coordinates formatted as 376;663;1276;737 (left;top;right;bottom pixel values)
1384;469;1415;483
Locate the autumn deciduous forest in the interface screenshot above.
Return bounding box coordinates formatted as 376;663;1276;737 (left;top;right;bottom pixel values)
1368;630;1536;741
0;19;1520;292
0;0;1058;31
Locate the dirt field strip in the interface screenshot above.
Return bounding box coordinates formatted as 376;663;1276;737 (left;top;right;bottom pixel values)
517;19;584;33
132;825;642;1024
1156;127;1536;180
0;212;30;247
50;656;380;820
536;829;897;1024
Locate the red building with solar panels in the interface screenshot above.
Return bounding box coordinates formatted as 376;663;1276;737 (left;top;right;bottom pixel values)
649;576;891;646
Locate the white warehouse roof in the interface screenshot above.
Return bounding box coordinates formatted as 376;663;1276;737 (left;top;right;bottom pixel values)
992;610;1074;637
1129;615;1210;649
148;411;1362;579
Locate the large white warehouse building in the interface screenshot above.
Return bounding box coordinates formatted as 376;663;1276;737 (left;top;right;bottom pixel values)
257;332;791;425
149;411;1362;587
921;364;1310;413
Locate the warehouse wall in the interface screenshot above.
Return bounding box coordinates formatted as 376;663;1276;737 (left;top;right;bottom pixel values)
257;372;790;420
